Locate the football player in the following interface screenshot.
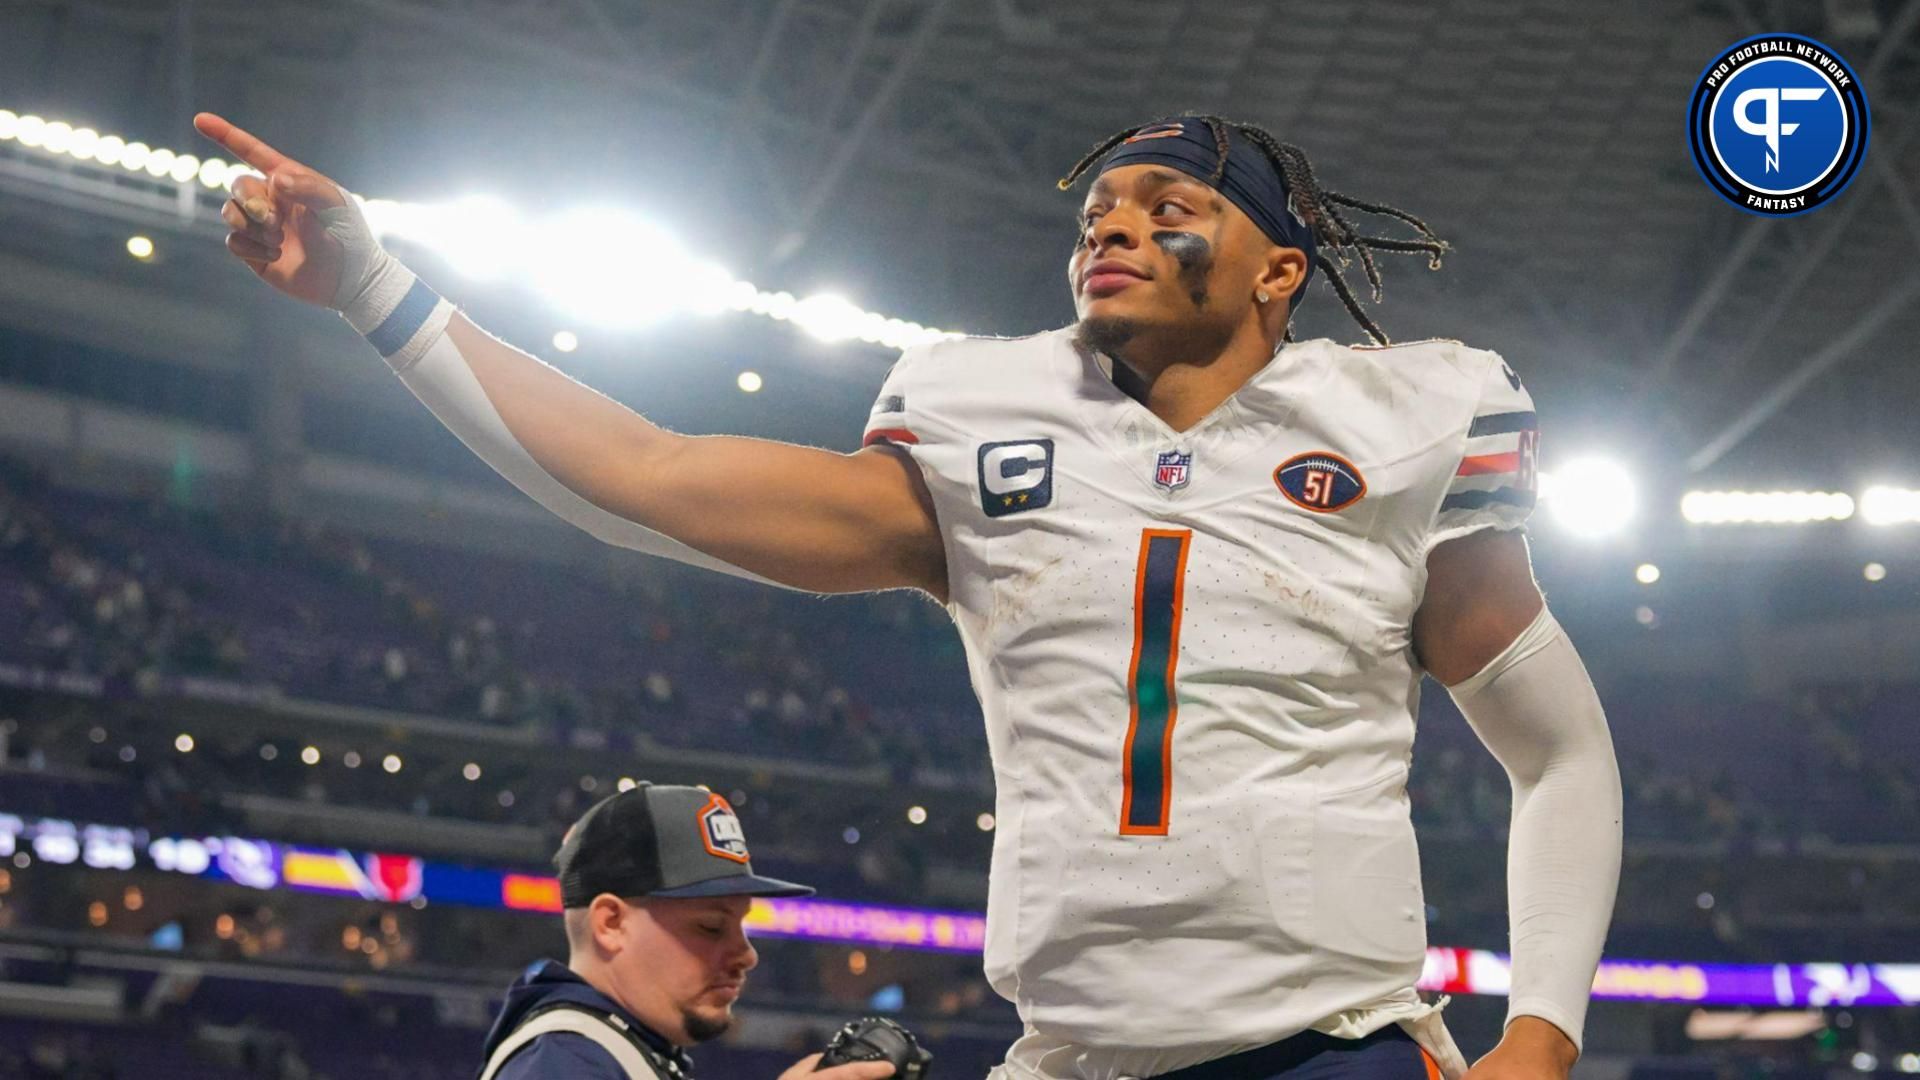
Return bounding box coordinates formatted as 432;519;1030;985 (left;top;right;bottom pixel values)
197;110;1620;1080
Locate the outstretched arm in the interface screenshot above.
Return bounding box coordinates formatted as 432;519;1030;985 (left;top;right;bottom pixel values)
1414;528;1622;1080
435;314;945;596
196;113;945;598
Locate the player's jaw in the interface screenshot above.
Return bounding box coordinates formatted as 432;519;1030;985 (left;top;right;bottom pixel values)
1072;234;1230;362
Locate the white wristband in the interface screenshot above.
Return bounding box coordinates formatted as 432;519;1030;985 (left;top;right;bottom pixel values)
338;249;416;336
347;261;453;374
306;183;452;372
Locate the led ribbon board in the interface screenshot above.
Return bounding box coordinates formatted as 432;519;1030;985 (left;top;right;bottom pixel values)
4;811;1916;1005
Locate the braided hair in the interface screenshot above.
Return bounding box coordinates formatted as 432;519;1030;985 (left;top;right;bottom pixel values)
1057;115;1449;345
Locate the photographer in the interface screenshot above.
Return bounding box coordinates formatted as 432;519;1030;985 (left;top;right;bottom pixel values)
479;784;895;1080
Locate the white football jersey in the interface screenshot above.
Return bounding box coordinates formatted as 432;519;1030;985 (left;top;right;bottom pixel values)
863;328;1537;1077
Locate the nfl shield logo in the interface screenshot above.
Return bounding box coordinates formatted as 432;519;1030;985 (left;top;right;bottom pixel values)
1154;450;1192;492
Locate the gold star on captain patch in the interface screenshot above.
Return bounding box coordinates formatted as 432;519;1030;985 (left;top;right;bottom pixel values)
1017;493;1029;503
1002;495;1014;506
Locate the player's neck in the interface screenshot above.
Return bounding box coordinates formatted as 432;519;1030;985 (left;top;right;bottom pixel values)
1111;320;1282;432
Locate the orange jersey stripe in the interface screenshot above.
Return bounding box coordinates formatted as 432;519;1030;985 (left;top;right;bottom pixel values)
862;427;920;447
1119;529;1190;837
1456;451;1520;476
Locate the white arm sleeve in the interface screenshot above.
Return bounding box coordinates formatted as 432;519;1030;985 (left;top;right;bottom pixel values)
386;302;779;587
306;182;778;588
1446;606;1621;1054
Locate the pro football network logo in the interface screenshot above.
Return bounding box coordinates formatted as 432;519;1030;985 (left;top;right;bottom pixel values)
1153;449;1192;492
699;793;751;864
1687;34;1869;216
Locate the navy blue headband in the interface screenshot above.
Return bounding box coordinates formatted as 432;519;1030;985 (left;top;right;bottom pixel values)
1092;118;1318;296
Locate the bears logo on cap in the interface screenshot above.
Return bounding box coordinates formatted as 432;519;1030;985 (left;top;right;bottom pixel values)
1124;122;1188;143
699;793;751;864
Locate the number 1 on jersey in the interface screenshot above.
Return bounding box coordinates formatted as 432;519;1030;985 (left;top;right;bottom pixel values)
1121;528;1191;836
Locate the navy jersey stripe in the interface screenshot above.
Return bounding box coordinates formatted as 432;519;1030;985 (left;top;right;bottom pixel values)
1467;410;1538;438
1441;487;1538;512
1121;530;1189;835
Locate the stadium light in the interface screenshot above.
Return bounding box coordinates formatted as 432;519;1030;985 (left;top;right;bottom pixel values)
9;113;42;145
790;293;869;343
736;371;763;393
1541;457;1636;539
1680;490;1855;524
1861;486;1920;526
1865;562;1887;582
173;733;194;752
126;235;154;261
42;121;74;154
1635;563;1660;584
550;330;578;353
377;193;529;283
2;105;963;350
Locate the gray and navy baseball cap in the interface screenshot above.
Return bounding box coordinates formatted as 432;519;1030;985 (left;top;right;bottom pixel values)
554;784;812;906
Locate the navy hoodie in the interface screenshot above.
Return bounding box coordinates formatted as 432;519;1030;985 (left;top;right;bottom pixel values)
480;960;692;1079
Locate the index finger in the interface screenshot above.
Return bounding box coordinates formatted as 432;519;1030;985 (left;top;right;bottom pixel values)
193;112;291;173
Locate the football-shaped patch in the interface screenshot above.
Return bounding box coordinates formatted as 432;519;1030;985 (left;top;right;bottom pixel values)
1274;451;1366;513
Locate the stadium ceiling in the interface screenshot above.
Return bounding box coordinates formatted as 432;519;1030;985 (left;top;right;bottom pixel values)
1;0;1918;477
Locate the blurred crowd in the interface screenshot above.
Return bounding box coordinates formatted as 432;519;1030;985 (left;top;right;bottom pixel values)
0;460;981;778
3;455;1917;870
1409;681;1920;849
3;460;1919;1080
